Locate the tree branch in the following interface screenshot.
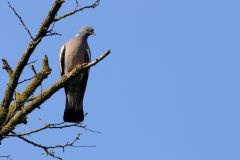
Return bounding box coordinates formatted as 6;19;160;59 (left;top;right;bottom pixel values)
7;122;100;137
0;155;12;160
8;1;34;40
10;131;94;160
6;55;51;124
18;76;35;85
54;0;100;22
30;64;37;74
26;60;37;66
0;0;64;126
1;59;13;77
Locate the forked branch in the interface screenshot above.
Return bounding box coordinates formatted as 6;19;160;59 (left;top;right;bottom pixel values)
54;0;100;22
6;55;51;123
10;131;93;160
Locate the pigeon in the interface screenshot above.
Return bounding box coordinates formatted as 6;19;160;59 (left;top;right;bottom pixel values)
59;26;96;122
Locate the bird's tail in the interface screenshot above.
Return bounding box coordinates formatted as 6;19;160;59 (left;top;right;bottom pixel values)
63;92;84;122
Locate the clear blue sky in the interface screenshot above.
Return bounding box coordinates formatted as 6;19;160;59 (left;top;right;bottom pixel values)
1;0;240;160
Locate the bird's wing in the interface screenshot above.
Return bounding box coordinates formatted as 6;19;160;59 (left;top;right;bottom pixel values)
59;45;66;76
87;48;91;62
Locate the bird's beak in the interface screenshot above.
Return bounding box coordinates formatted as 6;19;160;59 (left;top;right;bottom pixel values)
91;32;96;36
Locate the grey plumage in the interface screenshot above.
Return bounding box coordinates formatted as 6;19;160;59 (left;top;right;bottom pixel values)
59;26;95;122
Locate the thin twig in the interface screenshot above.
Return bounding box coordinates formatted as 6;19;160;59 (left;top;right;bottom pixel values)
8;1;34;40
10;131;94;160
46;21;62;37
82;126;101;134
18;76;35;85
8;122;100;137
54;0;100;22
11;131;62;160
0;155;12;160
30;65;37;74
46;32;62;37
27;60;37;66
74;0;79;11
2;59;13;76
49;22;56;33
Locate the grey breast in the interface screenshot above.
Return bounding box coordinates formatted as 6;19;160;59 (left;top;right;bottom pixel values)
64;36;90;74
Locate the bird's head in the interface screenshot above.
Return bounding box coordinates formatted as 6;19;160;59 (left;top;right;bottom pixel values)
78;26;96;37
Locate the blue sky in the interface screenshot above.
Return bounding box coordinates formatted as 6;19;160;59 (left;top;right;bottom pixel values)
1;0;240;160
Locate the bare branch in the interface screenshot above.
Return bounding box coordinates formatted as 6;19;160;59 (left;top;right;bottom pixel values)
74;0;79;11
1;59;13;76
47;22;62;37
46;32;62;37
82;126;101;134
30;65;37;74
0;155;12;160
8;122;100;137
9;122;78;136
26;60;37;66
0;50;110;139
54;0;100;22
10;131;94;160
11;131;63;160
8;1;34;40
18;76;35;85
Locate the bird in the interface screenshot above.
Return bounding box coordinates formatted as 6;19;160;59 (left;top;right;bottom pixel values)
59;26;96;122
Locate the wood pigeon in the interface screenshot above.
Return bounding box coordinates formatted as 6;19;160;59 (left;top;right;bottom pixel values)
59;26;96;122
